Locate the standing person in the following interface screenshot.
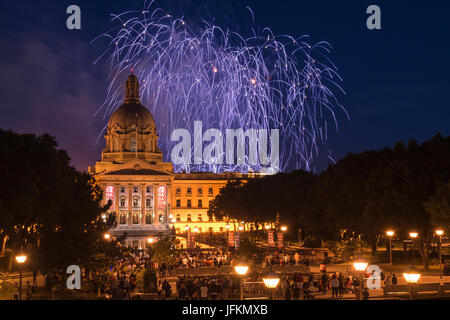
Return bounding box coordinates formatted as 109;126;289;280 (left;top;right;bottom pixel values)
331;275;339;299
321;273;328;294
26;281;33;300
200;281;209;300
338;273;345;297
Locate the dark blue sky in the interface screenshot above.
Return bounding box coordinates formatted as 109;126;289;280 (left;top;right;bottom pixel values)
0;0;449;171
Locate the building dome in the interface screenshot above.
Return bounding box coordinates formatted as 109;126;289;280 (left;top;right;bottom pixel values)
107;73;156;134
101;72;162;163
108;102;156;134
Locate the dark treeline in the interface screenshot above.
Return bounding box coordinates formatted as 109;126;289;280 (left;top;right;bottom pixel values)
209;133;450;269
0;129;120;275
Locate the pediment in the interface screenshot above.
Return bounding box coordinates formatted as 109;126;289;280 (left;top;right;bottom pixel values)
100;159;173;176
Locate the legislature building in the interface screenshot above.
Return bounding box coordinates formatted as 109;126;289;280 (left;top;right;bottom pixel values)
89;73;252;249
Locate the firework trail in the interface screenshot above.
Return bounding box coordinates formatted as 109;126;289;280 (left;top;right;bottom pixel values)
93;1;347;173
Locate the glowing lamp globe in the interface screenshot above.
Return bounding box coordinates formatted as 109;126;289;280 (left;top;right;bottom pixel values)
386;231;394;237
436;230;444;236
225;224;230;229
234;265;249;276
409;232;418;239
353;260;368;272
104;233;111;240
265;225;270;230
238;226;244;231
280;226;287;232
15;255;27;264
262;271;280;289
147;237;154;244
403;272;421;284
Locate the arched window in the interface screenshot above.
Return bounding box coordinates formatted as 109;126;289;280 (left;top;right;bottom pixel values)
130;137;137;152
132;212;139;224
119;213;126;224
113;138;119;152
120;197;126;207
197;214;203;222
145;198;151;207
145;212;152;224
187;214;191;222
176;214;181;222
133;197;139;208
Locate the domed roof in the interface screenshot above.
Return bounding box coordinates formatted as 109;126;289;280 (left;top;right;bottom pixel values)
108;102;155;132
107;73;156;133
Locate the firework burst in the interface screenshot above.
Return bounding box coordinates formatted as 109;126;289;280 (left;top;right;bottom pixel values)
93;1;347;173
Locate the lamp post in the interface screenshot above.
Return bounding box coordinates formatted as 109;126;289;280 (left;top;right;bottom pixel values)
409;232;418;264
436;230;444;281
353;259;368;300
225;224;230;254
15;253;27;300
386;231;394;274
234;264;249;300
262;271;280;299
403;267;421;300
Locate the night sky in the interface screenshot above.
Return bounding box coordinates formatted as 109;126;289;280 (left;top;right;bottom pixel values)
0;0;449;172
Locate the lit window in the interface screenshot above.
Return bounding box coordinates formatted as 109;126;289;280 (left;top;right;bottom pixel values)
176;188;181;195
176;214;181;222
120;198;126;207
132;213;139;224
198;199;203;208
130;137;137;152
198;214;203;222
187;200;191;208
176;199;181;207
187;188;192;195
198;188;202;195
145;212;152;224
208;187;213;195
119;213;126;224
133;197;139;207
187;214;192;222
145;198;151;207
133;186;138;193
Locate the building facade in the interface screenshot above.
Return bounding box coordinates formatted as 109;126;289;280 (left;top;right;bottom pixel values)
89;73;252;249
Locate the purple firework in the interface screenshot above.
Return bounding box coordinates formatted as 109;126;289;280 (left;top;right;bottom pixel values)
93;1;347;173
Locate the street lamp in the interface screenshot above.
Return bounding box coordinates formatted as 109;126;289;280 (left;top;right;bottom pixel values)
104;233;111;240
147;237;154;244
386;231;395;274
353;259;368;300
15;253;27;300
403;267;421;300
409;232;418;263
280;226;287;232
262;271;280;299
436;230;444;280
234;264;249;300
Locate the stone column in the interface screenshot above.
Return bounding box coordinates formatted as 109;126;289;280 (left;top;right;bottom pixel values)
154;184;159;225
128;184;133;225
166;184;171;224
141;183;146;226
114;183;120;225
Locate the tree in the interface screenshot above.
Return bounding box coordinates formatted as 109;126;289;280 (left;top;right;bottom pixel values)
0;129;118;274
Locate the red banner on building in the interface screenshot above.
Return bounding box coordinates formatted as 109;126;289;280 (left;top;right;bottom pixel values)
234;232;240;249
277;232;284;249
268;230;275;247
228;231;235;248
105;185;114;206
157;185;166;209
187;231;196;250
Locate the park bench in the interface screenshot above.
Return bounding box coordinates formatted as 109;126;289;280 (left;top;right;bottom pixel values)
384;283;450;297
